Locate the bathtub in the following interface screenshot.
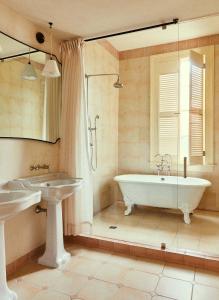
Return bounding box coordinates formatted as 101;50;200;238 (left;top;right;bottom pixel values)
114;174;211;224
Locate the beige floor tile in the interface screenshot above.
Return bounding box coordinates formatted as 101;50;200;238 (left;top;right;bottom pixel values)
115;228;146;243
119;216;142;227
77;278;118;300
137;222;158;231
157;221;180;233
199;240;219;254
138;216;162;227
112;286;151;300
156;277;192;300
32;289;71;300
171;236;200;251
133;258;164;274
125;228;160;244
92;205;219;256
58;255;81;271
121;269;159;292
192;284;219;300
19;266;62;288
108;253;139;267
50;271;88;296
163;263;195;281
92;226;112;236
9;242;219;300
195;269;219;289
8;279;42;300
62;256;103;277
177;227;202;239
94;262;128;284
152;232;176;245
79;248;113;262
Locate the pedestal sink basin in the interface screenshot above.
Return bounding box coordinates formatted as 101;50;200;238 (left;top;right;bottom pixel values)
0;189;41;300
9;173;83;268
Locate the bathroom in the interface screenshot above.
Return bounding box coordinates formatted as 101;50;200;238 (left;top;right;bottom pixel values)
1;1;219;300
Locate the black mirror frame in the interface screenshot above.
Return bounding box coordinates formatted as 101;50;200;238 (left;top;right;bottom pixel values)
0;30;62;144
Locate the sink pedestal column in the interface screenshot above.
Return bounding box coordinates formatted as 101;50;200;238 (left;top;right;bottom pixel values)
0;221;17;300
38;201;71;268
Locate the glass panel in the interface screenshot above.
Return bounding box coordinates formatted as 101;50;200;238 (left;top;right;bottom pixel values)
177;16;217;255
85;21;180;250
85;16;219;258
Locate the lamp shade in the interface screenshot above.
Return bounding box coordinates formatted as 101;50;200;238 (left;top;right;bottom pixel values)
22;62;38;80
42;59;60;78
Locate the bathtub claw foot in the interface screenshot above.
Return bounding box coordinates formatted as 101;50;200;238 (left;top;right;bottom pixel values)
124;205;132;216
183;212;191;224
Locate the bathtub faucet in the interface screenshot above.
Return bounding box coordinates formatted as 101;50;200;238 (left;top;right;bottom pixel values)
154;154;171;176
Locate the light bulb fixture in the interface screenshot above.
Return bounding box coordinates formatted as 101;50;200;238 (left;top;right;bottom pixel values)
42;22;61;78
21;47;38;80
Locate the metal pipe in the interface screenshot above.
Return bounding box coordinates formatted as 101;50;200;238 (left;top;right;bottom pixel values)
0;50;39;62
0;31;61;64
85;73;119;78
84;18;179;42
184;157;187;178
85;73;122;172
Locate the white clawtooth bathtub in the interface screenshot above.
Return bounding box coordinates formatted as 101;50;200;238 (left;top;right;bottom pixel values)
114;174;211;224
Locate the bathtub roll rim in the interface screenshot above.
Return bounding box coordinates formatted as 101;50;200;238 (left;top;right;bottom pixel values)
114;174;211;188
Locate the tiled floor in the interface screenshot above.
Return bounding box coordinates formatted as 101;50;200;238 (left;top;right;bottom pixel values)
8;244;219;299
92;204;219;256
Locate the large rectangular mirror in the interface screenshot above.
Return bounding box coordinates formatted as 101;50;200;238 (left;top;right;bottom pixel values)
0;32;61;143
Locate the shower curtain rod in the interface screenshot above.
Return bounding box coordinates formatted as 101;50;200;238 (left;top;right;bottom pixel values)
84;18;179;42
0;50;39;61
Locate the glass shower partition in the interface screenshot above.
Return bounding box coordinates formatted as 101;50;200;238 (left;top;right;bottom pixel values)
84;20;182;250
147;22;180;250
176;16;216;256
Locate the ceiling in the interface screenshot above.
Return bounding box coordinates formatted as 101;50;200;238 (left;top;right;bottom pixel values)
1;0;219;39
107;15;219;51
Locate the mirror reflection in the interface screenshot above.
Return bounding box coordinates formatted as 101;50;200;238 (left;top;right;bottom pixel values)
0;33;61;143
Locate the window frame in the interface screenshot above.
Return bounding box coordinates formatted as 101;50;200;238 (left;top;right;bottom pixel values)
150;46;214;171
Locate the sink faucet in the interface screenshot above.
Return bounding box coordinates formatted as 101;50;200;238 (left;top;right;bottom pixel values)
154;154;171;176
30;164;50;171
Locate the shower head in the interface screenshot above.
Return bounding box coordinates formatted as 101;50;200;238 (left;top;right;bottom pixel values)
86;73;123;88
113;76;123;89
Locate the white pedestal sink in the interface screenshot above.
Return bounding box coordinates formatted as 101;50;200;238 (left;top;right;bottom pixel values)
9;173;83;268
0;189;41;300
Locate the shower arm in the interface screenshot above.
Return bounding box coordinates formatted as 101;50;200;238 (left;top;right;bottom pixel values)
85;73;121;111
85;73;119;79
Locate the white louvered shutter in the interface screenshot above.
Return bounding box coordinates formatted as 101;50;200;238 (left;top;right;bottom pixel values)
189;51;204;165
159;73;179;156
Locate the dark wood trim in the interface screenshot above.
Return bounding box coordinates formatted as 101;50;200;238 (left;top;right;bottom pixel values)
0;30;61;64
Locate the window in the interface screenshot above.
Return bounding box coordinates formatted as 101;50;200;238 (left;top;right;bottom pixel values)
150;46;214;167
159;72;179;157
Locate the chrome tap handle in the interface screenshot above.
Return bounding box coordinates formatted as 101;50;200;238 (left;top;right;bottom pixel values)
154;154;162;175
30;164;50;171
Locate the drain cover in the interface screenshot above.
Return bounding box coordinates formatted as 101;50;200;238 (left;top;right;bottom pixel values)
109;225;117;229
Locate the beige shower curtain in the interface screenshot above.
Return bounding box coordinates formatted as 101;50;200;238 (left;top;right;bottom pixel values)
60;38;93;235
